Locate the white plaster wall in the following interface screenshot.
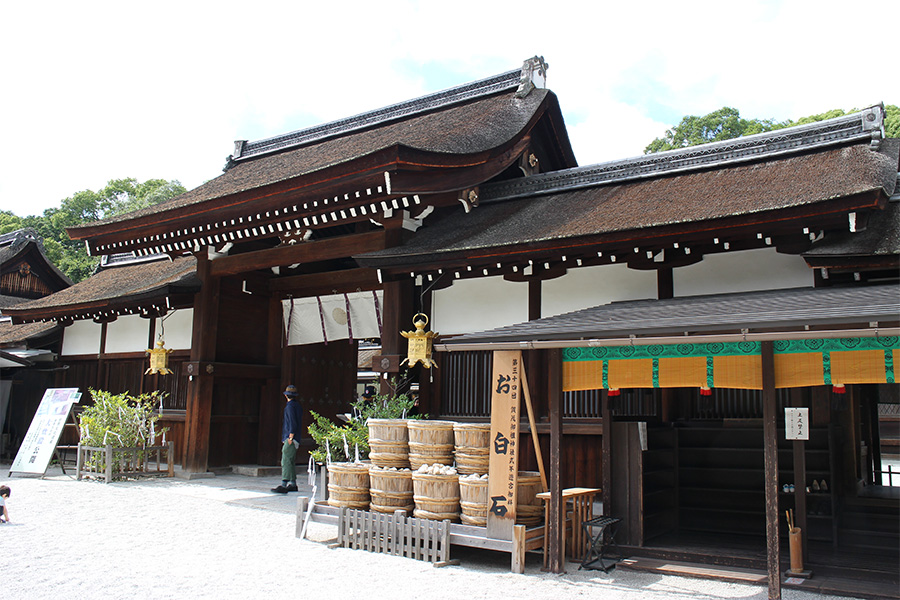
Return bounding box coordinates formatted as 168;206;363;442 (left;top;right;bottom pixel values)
673;248;813;297
541;264;657;318
156;308;193;350
61;319;102;356
432;276;529;335
105;314;152;354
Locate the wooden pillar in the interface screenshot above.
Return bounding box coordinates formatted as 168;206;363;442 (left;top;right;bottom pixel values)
547;348;565;573
790;388;808;562
380;277;413;394
657;267;673;300
257;294;285;466
528;279;541;321
761;341;782;600
183;252;220;473
601;388;612;516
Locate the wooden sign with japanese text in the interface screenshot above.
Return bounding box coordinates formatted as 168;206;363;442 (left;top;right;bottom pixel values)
487;351;521;540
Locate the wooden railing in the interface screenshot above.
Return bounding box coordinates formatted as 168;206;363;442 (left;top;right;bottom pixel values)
76;442;175;483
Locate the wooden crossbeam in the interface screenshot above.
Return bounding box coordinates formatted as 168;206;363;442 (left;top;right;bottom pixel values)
209;231;387;277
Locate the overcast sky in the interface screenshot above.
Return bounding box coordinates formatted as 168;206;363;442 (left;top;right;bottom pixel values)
1;0;896;217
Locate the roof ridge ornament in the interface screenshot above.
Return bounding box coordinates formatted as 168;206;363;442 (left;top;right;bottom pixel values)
860;103;884;149
515;56;548;98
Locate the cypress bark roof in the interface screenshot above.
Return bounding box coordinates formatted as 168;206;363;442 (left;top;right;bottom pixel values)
357;134;898;269
3;255;198;322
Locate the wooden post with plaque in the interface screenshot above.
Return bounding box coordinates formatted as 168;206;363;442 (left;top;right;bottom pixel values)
487;350;522;540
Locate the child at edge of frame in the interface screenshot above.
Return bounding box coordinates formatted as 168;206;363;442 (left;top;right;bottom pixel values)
0;485;10;523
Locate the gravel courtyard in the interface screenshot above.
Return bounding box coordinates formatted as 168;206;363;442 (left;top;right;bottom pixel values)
2;465;861;600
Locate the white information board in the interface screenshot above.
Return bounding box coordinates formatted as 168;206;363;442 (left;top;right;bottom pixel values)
785;407;810;441
10;388;81;476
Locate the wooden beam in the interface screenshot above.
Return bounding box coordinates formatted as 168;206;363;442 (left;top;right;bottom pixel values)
791;388;808;563
209;231;387;277
268;267;381;295
547;348;564;573
184;361;279;380
761;340;782;600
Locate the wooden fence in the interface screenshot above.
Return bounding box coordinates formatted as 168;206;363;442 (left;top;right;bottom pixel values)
76;442;175;483
335;507;457;567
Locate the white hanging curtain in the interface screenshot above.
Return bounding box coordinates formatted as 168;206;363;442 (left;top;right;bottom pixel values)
282;290;383;346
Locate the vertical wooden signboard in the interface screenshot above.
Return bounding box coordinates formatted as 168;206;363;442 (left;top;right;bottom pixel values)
487;350;521;540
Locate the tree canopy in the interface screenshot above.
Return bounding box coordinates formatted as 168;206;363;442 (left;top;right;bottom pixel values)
1;178;185;282
645;104;900;154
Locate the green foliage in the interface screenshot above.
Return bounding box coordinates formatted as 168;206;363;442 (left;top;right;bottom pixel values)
308;383;425;463
7;178;186;283
645;104;899;154
644;107;787;153
885;105;900;139
78;388;168;476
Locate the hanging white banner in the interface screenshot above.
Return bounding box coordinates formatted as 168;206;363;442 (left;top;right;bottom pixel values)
282;290;383;346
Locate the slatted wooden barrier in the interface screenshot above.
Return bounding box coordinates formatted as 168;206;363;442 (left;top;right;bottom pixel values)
335;507;458;567
76;442;175;483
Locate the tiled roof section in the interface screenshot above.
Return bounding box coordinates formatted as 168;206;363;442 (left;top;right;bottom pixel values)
230;68;524;164
0;320;58;346
3;255;198;313
442;284;900;345
357;141;899;266
77;90;552;229
481;105;886;203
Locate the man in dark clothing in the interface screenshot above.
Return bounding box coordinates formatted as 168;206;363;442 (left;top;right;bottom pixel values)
272;384;303;493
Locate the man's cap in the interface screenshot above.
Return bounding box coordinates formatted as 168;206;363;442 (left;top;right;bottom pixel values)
284;384;298;397
363;385;376;397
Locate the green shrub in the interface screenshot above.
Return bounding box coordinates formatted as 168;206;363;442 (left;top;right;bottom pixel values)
308;383;425;463
78;388;168;475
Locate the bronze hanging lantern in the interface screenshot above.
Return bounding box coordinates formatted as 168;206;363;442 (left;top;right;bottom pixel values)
400;313;438;369
145;336;175;375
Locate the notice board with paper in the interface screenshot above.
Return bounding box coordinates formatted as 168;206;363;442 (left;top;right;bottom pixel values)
10;388;81;476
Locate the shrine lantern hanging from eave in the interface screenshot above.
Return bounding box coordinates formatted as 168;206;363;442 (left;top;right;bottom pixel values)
400;313;438;369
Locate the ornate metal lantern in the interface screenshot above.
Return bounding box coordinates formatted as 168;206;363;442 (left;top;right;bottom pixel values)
145;337;174;375
400;313;438;369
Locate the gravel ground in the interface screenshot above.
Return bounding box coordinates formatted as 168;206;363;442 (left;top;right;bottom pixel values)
2;465;862;600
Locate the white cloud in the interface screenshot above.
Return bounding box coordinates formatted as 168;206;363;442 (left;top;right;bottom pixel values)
1;0;896;216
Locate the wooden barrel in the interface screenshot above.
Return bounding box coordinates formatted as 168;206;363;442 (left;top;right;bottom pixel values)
458;475;489;526
367;419;410;468
454;423;491;475
407;420;455;445
516;471;544;526
407;421;456;469
412;472;460;521
327;462;370;509
453;422;491;448
368;467;414;514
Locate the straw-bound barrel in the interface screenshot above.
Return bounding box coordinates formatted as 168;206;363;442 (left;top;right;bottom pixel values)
327;462;370;509
412;467;460;521
407;420;455;469
458;474;489;526
516;470;544;526
367;418;410;468
368;466;414;514
453;423;491;475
